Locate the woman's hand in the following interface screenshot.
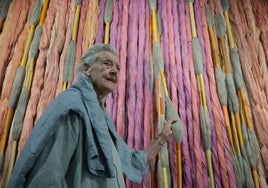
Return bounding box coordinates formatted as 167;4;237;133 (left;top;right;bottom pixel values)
144;119;177;164
157;119;177;144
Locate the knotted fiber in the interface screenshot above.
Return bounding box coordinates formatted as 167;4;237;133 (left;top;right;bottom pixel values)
0;0;34;93
116;0;129;137
18;0;56;154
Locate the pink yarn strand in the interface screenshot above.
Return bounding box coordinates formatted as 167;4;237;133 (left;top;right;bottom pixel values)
36;0;70;117
184;0;206;186
73;0;89;82
95;0;105;43
194;2;222;188
166;0;180;187
18;0;57;153
178;0;195;187
116;0;129;138
142;2;151;187
126;0;138;155
159;0;170;91
106;0;119;122
134;0;145;152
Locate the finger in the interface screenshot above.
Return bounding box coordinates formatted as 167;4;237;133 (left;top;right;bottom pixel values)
170;118;177;124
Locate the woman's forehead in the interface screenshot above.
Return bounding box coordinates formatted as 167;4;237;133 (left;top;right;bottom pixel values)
97;51;119;62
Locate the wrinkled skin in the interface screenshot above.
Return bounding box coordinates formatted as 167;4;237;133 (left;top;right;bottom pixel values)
82;51;120;100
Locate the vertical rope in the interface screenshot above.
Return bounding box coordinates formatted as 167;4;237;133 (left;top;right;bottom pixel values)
95;0;105;43
178;0;194;187
0;0;43;173
195;2;223;187
205;4;236;187
0;1;31;92
158;1;173;188
104;0;113;44
62;0;81;90
171;1;185;187
73;0;90;82
106;0;118;122
18;0;56;155
0;0;12;33
142;2;152;187
221;0;262;187
186;0;215;187
82;0;99;53
126;1;138;187
4;1;49;186
116;0;129;138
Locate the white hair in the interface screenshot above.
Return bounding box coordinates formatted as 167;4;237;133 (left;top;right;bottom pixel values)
78;43;118;72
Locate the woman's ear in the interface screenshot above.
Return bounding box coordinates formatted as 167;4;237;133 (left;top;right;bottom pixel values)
82;64;91;76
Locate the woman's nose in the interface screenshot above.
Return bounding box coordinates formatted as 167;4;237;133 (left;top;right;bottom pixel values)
110;65;119;74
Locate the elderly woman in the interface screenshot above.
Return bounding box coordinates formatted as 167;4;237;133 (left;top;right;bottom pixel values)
8;44;175;188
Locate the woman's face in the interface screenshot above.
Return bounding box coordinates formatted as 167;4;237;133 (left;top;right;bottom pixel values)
83;51;120;99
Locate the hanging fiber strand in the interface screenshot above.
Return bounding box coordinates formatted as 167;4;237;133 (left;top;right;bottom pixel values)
0;0;43;172
186;0;214;187
185;4;206;187
62;0;81;90
0;0;31;92
106;0;119;122
0;0;13;32
221;0;263;187
103;0;115;121
73;0;89;82
17;0;56;155
104;0;113;44
205;4;236;187
250;2;268;185
82;0;99;54
54;0;76;95
0;0;34;134
177;0;194;187
133;1;148;186
228;4;268;179
158;1;170;94
150;1;184;187
187;27;203;188
4;1;49;185
198;3;230;188
95;0;105;43
160;0;183;151
148;19;156;188
228;1;261;187
109;0;123;136
151;0;170;187
170;0;185;187
116;0;129;138
0;22;30;137
142;2;152;187
215;12;253;188
125;1;138;187
159;1;175;186
195;2;224;187
36;0;75;118
150;0;169;187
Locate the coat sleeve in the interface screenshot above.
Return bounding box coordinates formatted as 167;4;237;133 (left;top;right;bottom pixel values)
24;113;80;188
105;112;148;183
114;135;148;183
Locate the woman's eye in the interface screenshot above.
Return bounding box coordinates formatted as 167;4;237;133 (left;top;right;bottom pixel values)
103;61;111;67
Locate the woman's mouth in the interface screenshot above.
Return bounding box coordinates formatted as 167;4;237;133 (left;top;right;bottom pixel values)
106;77;116;83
